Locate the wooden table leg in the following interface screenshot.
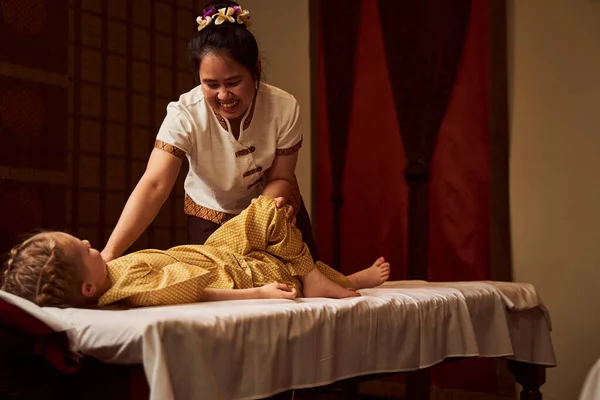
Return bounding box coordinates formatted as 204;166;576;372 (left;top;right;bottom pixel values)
508;360;546;400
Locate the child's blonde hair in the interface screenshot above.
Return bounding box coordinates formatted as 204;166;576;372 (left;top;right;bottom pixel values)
1;232;94;308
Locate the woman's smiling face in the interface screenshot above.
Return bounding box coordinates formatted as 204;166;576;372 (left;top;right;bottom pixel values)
199;51;256;123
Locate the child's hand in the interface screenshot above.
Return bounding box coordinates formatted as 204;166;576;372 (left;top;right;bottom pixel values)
258;283;297;299
273;197;297;228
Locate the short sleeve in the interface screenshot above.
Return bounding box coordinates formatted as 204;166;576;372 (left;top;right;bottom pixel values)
275;98;303;156
155;101;195;158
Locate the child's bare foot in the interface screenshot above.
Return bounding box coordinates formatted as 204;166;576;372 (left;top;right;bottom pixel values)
347;257;391;289
257;283;297;299
302;268;360;299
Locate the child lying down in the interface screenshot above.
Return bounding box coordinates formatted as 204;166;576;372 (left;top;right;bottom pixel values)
1;196;390;309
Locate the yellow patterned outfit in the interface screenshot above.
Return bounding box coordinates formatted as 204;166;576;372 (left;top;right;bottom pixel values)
99;196;351;307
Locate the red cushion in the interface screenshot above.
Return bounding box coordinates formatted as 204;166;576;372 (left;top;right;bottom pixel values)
0;298;79;374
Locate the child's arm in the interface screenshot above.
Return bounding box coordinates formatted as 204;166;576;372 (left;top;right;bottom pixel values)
102;252;214;307
202;283;296;301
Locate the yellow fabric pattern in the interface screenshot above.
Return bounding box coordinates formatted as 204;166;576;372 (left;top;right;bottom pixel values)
99;196;350;307
99;251;214;307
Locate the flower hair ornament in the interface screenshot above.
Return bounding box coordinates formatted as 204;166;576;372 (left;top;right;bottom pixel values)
196;6;252;31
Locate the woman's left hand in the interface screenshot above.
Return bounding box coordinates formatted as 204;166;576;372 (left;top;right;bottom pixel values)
274;197;296;228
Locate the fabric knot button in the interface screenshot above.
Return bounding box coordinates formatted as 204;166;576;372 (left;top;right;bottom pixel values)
235;148;252;157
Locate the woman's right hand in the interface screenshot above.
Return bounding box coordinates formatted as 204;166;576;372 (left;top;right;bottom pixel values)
101;250;116;263
273;196;297;227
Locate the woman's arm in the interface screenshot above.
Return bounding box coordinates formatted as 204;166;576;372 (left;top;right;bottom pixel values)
101;148;182;261
262;152;299;223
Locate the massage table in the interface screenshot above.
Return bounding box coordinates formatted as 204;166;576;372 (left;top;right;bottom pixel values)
0;280;556;400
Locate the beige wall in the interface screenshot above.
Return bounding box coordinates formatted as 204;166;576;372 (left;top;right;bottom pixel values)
508;1;600;399
242;0;313;213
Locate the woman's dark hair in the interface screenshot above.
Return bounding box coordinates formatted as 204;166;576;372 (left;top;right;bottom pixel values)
189;1;260;81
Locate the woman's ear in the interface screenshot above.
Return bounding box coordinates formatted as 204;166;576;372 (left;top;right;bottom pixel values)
81;282;97;298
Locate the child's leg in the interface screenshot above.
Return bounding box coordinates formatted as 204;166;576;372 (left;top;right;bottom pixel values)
206;196;391;298
204;196;356;298
298;259;391;298
205;196;314;276
299;266;359;298
345;257;391;289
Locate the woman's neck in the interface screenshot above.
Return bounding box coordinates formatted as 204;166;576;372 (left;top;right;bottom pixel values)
228;115;243;140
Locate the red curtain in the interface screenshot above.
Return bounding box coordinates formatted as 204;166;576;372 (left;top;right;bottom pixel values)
316;0;511;397
317;0;490;283
317;0;409;279
428;0;491;282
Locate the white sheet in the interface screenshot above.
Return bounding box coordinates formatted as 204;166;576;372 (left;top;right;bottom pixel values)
0;281;556;400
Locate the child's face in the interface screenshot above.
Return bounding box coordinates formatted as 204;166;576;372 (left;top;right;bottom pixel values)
55;232;109;298
199;51;257;123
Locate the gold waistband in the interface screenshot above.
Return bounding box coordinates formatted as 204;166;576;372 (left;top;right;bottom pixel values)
183;194;236;225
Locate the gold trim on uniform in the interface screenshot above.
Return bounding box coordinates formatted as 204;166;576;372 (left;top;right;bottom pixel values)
154;140;186;159
213;110;228;131
275;139;302;156
242;97;256;130
184;194;236;225
242;166;262;178
213;96;256;132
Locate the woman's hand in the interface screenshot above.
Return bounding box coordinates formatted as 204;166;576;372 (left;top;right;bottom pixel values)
273;196;297;228
101;250;115;263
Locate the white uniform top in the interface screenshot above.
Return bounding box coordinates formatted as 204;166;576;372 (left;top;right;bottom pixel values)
154;82;302;221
